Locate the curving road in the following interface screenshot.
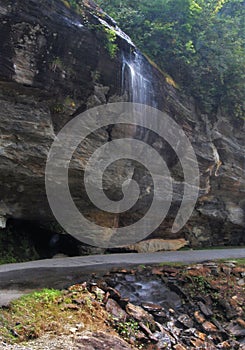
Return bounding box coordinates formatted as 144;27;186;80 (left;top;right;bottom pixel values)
0;248;244;293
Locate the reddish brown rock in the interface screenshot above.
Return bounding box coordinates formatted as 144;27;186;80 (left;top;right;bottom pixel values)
194;311;206;324
151;267;165;275
107;287;122;301
218;340;233;349
202;321;217;333
190;337;204;347
141;302;163;313
124;239;188;253
126;303;155;331
174;344;187;350
194;330;206;341
106;298;128;322
232;267;245;277
236;318;245;328
77;331;133;349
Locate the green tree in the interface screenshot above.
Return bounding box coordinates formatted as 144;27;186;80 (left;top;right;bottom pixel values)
97;0;245;118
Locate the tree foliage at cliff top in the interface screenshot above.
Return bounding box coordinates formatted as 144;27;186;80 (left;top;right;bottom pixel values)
96;0;244;118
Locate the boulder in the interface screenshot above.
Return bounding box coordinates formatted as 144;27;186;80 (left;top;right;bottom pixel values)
123;238;188;253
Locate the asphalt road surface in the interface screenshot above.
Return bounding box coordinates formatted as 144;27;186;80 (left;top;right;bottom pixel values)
0;248;244;305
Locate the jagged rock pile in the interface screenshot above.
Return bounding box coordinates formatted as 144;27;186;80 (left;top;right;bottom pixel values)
1;261;245;349
89;261;245;349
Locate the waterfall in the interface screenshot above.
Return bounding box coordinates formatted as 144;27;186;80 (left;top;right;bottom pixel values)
121;51;156;107
121;50;157;143
120;50;157;213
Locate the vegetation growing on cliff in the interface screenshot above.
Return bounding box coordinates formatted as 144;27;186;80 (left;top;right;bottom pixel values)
61;0;118;58
0;225;39;264
59;0;244;118
96;0;245;118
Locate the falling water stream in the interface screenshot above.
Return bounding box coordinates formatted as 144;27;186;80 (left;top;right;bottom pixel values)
122;51;156;107
110;52;180;310
106;271;182;311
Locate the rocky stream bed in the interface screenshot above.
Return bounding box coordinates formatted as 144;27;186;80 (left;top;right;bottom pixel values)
1;260;245;349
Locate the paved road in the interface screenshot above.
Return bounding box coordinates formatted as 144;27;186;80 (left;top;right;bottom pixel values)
0;248;244;305
0;248;245;336
0;248;244;288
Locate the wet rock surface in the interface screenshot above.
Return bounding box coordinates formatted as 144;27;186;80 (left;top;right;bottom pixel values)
87;261;245;349
0;0;244;249
105;268;182;310
1;260;245;349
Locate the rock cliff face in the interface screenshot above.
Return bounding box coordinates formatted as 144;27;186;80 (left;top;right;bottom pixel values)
0;0;244;248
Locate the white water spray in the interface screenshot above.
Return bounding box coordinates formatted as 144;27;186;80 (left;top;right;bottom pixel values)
122;51;156;107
